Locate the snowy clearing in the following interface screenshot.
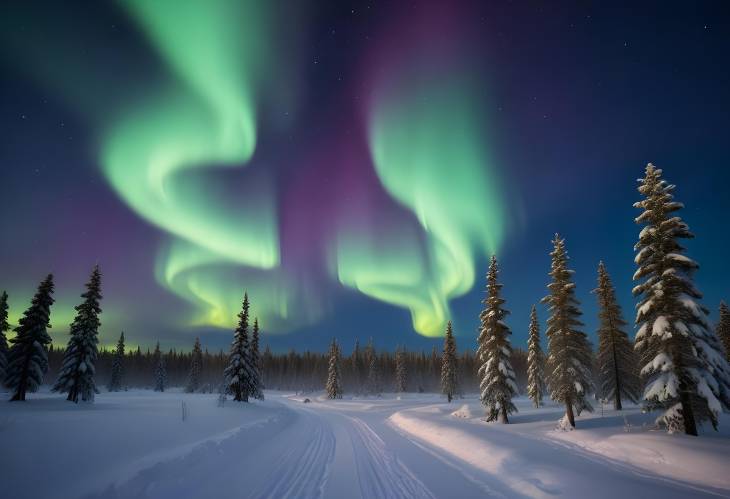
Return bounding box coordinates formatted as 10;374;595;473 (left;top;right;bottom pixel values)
1;390;729;499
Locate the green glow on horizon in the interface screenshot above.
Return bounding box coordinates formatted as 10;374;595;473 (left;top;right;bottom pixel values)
155;240;323;332
338;67;505;337
5;292;122;347
101;0;278;268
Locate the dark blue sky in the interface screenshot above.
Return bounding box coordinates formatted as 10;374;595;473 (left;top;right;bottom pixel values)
1;1;729;354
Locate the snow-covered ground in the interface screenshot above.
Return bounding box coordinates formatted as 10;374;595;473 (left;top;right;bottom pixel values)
1;390;728;499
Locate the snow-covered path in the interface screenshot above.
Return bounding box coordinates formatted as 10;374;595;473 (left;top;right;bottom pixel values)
2;390;729;499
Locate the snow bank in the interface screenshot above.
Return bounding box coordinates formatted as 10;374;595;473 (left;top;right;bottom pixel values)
0;389;284;499
389;397;730;498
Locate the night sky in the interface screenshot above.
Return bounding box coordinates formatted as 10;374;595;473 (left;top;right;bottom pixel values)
1;1;729;353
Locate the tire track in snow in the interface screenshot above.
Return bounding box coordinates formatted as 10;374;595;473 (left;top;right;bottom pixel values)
345;415;436;499
250;409;336;499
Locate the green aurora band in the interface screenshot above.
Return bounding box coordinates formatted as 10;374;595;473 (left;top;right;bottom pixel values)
101;0;299;330
102;0;277;269
339;68;505;337
155;239;323;331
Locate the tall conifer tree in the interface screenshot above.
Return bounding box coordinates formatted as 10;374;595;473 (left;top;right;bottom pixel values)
718;302;730;362
153;342;167;392
365;338;380;396
441;321;459;402
593;262;640;410
526;305;545;408
633;164;730;434
542;236;594;427
53;266;103;402
395;346;407;393
185;337;203;393
350;339;364;394
326;338;343;399
108;332;125;392
6;275;55;401
0;291;9;384
250;318;264;400
224;293;254;402
477;256;518;423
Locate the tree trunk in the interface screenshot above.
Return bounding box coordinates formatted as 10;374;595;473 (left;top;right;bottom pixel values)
565;398;575;427
501;405;509;424
679;390;698;436
612;340;622;410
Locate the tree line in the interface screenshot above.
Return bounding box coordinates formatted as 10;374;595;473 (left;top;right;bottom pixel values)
1;164;730;436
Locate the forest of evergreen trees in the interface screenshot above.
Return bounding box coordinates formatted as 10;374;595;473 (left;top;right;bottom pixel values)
1;164;730;436
37;339;529;397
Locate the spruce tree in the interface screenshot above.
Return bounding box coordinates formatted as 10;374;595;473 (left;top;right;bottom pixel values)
53;266;103;403
477;256;518;423
633;164;730;434
593;262;640;410
526;305;545;408
0;291;9;384
441;321;459;402
250;318;264;400
326;338;343;399
718;302;730;362
365;338;380;396
153;342;167;392
108;332;125;392
395;346;407;393
6;274;55;401
185;337;203;393
429;346;439;391
350;339;364;394
224;293;254;402
542;235;594;427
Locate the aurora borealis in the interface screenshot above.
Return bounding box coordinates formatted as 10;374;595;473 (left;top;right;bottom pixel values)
2;2;729;351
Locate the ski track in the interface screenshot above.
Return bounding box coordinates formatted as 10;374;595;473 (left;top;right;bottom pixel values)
61;395;730;499
345;415;436;499
250;408;336;499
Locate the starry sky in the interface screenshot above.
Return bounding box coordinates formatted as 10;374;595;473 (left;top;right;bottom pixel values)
1;1;729;353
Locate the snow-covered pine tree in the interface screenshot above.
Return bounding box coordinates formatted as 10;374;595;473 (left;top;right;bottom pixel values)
441;321;459;402
185;337;203;393
0;291;9;384
224;293;254;402
326;338;343;399
633;164;730;434
526;305;545;408
53;265;103;403
395;346;407;393
477;255;518;423
541;235;594;428
718;302;730;362
6;274;55;401
593;261;640;410
250;318;264;400
350;339;364;394
152;342;167;392
108;331;125;392
365;338;380;396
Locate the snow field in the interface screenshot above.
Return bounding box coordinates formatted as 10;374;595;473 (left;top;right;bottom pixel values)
1;389;729;499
